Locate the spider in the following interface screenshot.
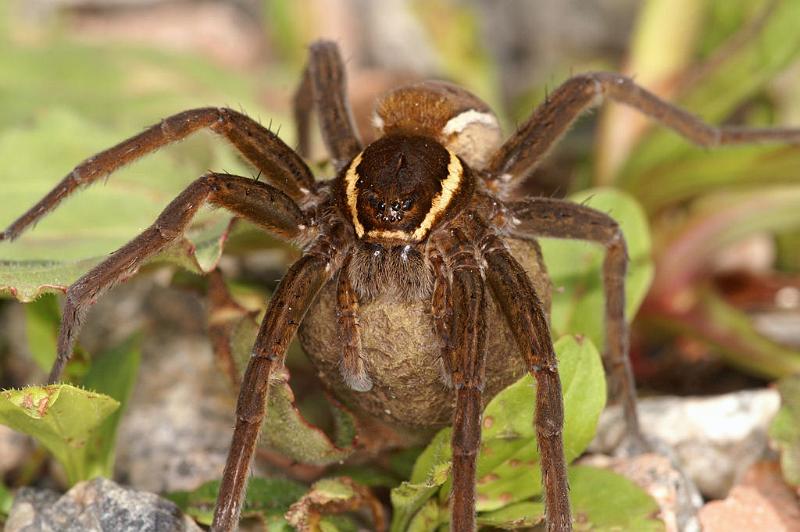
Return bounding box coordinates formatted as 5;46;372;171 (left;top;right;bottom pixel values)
3;40;800;531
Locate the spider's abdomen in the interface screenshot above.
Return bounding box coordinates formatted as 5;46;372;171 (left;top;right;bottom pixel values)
298;237;551;431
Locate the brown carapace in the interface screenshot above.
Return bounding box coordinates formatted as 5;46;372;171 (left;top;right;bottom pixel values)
4;40;800;531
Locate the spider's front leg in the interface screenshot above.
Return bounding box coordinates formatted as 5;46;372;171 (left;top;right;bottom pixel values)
47;173;307;382
433;229;489;532
212;243;342;531
505;197;644;449
482;233;571;532
1;107;316;241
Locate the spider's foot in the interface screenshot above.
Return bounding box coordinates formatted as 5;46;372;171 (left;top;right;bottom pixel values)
342;368;373;392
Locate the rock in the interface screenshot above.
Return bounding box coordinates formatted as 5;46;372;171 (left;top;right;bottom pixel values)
699;461;800;531
590;389;781;498
5;477;201;532
579;453;702;532
114;335;235;493
0;425;33;477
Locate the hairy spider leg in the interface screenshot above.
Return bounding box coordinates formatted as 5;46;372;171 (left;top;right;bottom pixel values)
432;227;489;532
47;174;306;383
293;40;363;171
506;197;642;450
482;232;570;532
0;108;316;242
487;72;800;190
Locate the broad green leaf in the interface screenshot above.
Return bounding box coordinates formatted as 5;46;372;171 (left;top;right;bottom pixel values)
569;466;664;531
0;108;249;301
392;335;606;529
0;31;296;302
541;189;653;349
167;476;306;527
475;335;606;510
80;337;141;480
472;467;663;530
406;499;447;532
769;376;800;486
0;385;119;485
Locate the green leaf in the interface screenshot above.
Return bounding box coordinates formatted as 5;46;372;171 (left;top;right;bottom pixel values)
0;481;12;518
0;385;119;485
80;337;141;480
22;294;62;373
0;108;249;302
769;376;800;487
392;335;607;529
475;336;606;511
391;430;453;532
620;0;800;194
406;499;447;532
167;476;306;527
541;189;653;348
569;466;664;531
476;501;545;529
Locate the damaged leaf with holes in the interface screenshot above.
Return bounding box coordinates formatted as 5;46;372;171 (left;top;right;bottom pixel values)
0;385;119;486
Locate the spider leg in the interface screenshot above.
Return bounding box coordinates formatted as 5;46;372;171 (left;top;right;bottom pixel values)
482;233;571;532
48;173;307;383
293;40;362;171
433;229;488;532
505;197;644;449
487;72;800;191
1;108;315;241
336;255;372;391
212;228;346;531
431;251;455;386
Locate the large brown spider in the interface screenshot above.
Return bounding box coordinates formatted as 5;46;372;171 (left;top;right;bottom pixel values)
3;40;800;531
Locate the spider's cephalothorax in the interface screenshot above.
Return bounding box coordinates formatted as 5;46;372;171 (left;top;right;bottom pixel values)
339;134;472;245
5;39;800;532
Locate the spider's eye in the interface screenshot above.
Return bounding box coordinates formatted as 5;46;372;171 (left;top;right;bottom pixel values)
402;198;413;210
378;201;386;211
390;200;401;211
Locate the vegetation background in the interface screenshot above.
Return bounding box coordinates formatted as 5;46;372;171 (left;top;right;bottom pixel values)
1;0;800;530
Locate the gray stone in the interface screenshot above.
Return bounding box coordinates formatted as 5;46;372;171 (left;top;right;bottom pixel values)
591;389;781;498
5;477;201;532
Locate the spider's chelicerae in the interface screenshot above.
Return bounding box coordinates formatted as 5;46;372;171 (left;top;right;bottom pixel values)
4;40;800;531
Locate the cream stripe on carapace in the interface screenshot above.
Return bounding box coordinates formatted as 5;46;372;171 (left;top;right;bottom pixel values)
347;150;464;242
344;152;365;237
410;152;463;241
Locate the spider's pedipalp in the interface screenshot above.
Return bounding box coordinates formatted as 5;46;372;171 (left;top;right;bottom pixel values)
336;256;373;392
